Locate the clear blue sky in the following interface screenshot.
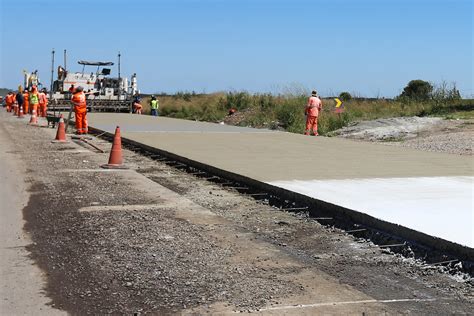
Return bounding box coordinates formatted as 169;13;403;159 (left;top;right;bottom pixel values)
1;0;472;97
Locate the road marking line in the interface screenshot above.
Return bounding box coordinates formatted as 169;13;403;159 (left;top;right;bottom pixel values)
256;298;436;312
99;130;275;134
59;169;133;172
79;204;168;213
50;150;92;153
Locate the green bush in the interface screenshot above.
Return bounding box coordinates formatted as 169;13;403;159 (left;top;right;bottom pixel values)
225;91;252;110
339;92;352;101
275;97;306;133
399;80;433;101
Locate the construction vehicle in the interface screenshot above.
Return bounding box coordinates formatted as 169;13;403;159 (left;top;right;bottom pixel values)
23;70;41;90
47;50;138;112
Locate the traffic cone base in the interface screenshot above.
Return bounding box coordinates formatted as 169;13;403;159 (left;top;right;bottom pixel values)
29;109;39;125
52;115;68;143
17;106;24;118
101;126;127;169
100;163;128;169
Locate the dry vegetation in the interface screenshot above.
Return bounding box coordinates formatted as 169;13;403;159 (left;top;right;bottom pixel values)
138;91;474;135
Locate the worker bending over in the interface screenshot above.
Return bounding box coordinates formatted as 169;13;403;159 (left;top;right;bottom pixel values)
304;90;322;136
72;86;88;134
133;93;142;114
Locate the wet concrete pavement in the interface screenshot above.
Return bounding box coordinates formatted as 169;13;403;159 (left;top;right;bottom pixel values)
87;113;474;248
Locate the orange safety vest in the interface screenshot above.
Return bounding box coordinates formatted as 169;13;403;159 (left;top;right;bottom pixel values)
71;91;86;113
5;94;13;105
38;92;48;105
23;92;29;105
306;96;321;117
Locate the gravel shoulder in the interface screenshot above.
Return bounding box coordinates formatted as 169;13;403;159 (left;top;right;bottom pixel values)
0;109;472;314
331;116;473;155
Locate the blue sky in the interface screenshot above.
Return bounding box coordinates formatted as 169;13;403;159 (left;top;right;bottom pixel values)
1;0;472;97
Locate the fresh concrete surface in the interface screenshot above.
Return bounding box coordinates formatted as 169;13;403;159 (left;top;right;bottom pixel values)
270;177;474;247
86;113;274;134
0;123;66;315
88;113;474;247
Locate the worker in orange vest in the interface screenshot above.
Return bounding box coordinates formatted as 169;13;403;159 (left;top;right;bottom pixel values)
38;88;48;117
71;86;88;134
5;92;14;112
23;89;30;114
304;90;322;136
29;85;40;115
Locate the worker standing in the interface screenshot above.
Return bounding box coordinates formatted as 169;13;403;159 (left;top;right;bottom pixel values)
304;90;322;136
15;86;24;116
150;95;159;116
23;88;30;114
71;86;88;134
38;88;48;117
5;92;13;112
29;85;40;115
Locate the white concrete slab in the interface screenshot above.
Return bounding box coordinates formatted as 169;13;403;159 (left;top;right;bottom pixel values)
269;177;474;248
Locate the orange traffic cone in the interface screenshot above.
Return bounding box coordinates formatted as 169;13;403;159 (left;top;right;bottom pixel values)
29;109;38;125
52;115;68;143
17;105;24;118
101;126;127;169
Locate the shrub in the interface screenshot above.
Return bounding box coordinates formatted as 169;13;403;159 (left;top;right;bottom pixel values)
276;96;306;132
339;92;352;101
399;80;433;101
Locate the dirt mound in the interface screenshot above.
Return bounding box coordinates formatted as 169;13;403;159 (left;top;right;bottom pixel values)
331;117;444;141
222;108;258;126
331;116;473;155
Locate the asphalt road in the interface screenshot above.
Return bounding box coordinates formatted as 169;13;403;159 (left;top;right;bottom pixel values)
0;120;65;315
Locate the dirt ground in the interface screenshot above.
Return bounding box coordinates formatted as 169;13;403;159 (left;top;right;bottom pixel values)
0;109;472;315
331;117;473;155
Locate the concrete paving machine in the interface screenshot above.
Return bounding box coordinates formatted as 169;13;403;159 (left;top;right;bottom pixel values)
48;51;138;112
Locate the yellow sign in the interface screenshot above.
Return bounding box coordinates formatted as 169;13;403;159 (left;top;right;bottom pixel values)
335;98;342;108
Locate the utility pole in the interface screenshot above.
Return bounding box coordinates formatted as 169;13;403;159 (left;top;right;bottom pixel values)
50;49;55;100
64;49;67;72
118;51;121;101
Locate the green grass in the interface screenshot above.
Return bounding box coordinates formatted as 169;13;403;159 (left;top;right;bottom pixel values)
142;92;473;135
443;110;474;120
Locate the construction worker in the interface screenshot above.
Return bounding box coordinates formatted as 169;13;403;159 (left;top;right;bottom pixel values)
5;92;13;112
71;86;88;134
150;95;159;116
23;88;30;114
133;93;142;114
29;85;40;116
304;90;322;136
68;84;75;94
11;92;17;113
15;86;24;115
38;88;48;117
